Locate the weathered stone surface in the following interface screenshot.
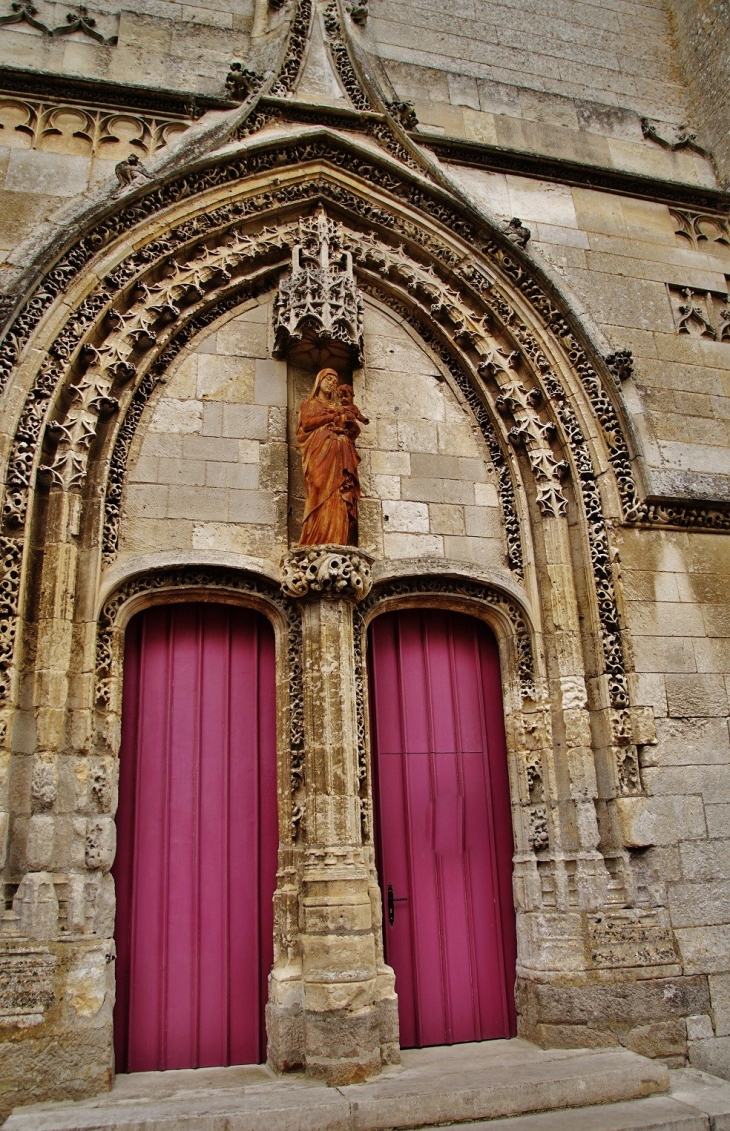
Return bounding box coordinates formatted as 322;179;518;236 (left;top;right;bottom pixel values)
4;1041;671;1130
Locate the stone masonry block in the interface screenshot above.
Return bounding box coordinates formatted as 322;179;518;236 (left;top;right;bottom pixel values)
370;450;411;476
666;674;728;717
652;717;730;766
5;150;90;196
670;881;730;929
383;532;444;558
689;1036;730;1078
228;490;276;524
125;484;168;519
710;974;730;1036
677;925;730;974
222;404;269;440
26;814;55;871
382;501;429;533
254;358;287;406
167;486;228;521
154;458;206;486
680;840;730;882
410;452;461;479
521;976;710;1027
149;398;202;434
180;435;239;462
205;462;258;490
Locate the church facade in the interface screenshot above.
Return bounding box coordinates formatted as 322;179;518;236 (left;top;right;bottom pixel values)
0;0;728;1116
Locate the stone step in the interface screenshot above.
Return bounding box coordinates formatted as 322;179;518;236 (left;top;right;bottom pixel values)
5;1039;672;1131
412;1069;730;1131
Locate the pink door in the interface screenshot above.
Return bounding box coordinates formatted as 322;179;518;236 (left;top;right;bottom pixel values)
113;603;278;1073
369;608;517;1049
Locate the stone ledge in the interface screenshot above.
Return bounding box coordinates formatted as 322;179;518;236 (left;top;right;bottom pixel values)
5;1040;670;1131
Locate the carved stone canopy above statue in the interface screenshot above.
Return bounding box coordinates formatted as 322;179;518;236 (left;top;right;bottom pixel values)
273;204;364;367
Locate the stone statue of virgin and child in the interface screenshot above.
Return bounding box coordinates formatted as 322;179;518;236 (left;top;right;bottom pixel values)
296;367;369;546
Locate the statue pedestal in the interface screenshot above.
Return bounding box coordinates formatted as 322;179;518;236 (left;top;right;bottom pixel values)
278;547;398;1084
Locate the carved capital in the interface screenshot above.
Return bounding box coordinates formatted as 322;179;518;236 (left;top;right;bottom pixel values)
281;546;373;601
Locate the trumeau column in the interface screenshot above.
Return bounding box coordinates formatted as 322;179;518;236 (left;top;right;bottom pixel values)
280;546;397;1084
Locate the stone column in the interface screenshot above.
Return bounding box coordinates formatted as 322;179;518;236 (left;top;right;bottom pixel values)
281;546;393;1084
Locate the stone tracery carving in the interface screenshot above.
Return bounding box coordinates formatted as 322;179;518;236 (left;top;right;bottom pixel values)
273;206;364;363
669;285;730;341
670;208;730;249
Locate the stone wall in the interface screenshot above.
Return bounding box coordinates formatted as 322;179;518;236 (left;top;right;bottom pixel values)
0;0;728;1117
667;0;730;184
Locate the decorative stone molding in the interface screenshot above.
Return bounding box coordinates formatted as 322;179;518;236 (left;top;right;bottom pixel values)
271;0;312;96
641;117;704;153
0;0;118;41
95;566;306;840
51;4;117;44
281;546;373;602
605;350;633;383
528;806;549;852
0;1;49;33
0;948;57;1025
424;134;730;213
273;205;365;363
669;284;730;341
670;208;730;249
225;62;266;102
0;95;189;159
485;350;568;518
322;1;371;112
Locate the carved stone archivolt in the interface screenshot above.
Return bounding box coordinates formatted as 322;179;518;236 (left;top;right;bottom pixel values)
0;157;639;810
0;135;690;821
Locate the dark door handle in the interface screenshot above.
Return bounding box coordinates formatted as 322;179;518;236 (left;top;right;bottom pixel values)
387;884;407;926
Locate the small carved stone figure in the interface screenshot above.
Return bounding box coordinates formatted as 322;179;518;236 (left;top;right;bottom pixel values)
504;216;531;247
334;383;369;441
225;61;260;100
113;152;152;191
296;368;365;547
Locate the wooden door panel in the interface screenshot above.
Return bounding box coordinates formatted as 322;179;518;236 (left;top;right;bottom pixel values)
369;609;516;1049
114;603;277;1073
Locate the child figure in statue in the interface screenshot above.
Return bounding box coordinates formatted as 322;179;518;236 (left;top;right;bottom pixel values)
334;383;369;441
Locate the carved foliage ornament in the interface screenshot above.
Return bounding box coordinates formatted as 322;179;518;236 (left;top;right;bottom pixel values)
96;567;306;840
281;546;373;601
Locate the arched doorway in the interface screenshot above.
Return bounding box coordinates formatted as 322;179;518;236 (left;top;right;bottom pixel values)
368;608;517;1049
113;602;278;1072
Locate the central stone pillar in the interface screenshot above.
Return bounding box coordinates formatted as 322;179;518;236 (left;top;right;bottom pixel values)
281;546;393;1084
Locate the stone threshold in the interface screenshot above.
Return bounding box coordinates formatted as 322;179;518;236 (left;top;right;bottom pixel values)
4;1038;682;1130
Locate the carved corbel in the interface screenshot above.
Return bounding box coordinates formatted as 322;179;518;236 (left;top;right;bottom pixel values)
280;546;373;602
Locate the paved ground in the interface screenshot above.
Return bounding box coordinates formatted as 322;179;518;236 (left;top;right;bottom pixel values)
5;1039;730;1130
